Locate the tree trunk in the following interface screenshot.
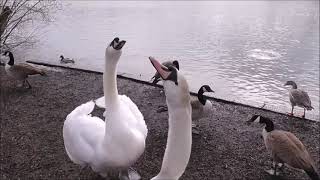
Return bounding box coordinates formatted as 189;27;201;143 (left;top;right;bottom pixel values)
0;6;12;40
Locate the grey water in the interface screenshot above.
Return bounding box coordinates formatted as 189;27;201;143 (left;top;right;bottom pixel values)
20;1;319;120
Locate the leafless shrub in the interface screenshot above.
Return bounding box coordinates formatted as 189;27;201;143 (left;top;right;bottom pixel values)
0;0;61;50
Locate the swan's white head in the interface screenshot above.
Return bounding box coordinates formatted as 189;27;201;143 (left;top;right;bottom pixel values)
105;37;126;63
149;57;190;108
150;56;192;180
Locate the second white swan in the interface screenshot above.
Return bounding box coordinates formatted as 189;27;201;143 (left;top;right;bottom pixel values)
63;37;148;180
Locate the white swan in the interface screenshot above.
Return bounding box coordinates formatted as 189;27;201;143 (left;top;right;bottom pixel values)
149;56;192;180
63;37;148;180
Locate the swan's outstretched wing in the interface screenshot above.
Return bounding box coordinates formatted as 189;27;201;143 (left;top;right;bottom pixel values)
119;95;144;121
95;96;106;108
94;95;147;137
63;101;105;166
119;95;148;137
66;100;95;120
94;95;144;120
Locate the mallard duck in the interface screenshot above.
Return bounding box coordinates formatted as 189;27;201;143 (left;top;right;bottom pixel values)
60;55;75;64
149;57;192;180
247;115;319;180
2;51;46;89
63;38;148;180
151;60;179;84
284;81;313;118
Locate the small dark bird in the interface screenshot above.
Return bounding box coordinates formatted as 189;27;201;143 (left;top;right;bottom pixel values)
2;51;46;89
60;55;75;64
151;60;179;84
284;81;313;118
247;115;319;180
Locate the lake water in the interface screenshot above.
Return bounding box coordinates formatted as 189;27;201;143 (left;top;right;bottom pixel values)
19;1;319;120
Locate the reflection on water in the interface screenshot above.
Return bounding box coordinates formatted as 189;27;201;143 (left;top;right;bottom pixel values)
247;49;282;60
19;1;319;120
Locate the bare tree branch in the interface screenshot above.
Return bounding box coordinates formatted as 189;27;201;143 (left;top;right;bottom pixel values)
3;1;40;44
0;0;59;50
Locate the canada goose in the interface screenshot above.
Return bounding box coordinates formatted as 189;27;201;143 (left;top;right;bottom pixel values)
60;55;75;64
63;37;147;180
151;60;179;84
2;51;46;89
149;57;192;180
191;85;214;125
247;115;319;180
284;81;313;118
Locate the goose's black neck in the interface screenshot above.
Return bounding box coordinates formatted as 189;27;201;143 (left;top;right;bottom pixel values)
197;88;206;105
260;116;274;132
7;52;14;66
291;83;297;89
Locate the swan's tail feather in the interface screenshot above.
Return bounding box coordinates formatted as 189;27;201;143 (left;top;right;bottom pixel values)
67;100;95;120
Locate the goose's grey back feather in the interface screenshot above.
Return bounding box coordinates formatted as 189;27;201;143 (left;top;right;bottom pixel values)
61;58;75;64
6;63;45;80
190;96;204;120
265;130;316;172
190;96;212;120
289;89;313;109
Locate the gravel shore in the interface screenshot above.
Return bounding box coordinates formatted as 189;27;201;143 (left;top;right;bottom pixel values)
0;65;319;180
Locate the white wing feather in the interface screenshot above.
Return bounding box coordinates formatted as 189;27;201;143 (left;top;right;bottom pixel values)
95;95;147;137
63;101;105;166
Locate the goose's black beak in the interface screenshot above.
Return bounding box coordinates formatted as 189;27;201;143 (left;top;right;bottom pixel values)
207;87;214;93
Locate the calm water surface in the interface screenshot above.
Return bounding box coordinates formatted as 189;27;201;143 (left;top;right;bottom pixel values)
21;1;319;120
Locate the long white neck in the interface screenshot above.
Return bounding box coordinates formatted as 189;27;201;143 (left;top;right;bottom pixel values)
153;104;192;180
103;55;120;113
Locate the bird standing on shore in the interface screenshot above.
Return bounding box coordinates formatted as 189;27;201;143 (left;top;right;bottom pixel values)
151;60;179;84
63;38;147;180
149;56;192;180
191;85;214;127
1;51;46;89
60;55;75;64
284;81;313;118
247;115;319;180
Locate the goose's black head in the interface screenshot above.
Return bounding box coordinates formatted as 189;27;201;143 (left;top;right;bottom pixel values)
2;51;14;65
200;85;214;93
247;115;274;132
284;81;297;89
60;55;64;59
197;85;214;105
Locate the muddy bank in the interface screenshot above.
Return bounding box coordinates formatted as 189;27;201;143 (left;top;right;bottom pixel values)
0;66;319;180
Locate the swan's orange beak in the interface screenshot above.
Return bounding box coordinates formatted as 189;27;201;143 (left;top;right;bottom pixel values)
149;57;171;80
